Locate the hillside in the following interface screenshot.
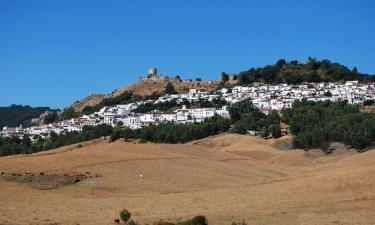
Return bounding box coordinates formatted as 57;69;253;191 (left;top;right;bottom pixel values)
72;77;220;112
0;105;56;128
70;58;375;113
1;134;374;225
238;58;375;85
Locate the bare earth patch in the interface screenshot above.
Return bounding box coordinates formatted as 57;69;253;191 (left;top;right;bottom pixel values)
1;172;101;190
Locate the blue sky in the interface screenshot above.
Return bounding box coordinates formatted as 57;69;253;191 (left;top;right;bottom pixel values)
1;0;374;108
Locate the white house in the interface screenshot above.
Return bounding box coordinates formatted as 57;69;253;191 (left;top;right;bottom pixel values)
104;112;116;126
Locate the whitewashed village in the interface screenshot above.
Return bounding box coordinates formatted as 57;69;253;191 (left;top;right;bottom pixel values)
2;68;375;140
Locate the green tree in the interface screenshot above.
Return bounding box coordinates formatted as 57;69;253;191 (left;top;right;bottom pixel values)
269;124;281;138
324;91;332;97
61;107;78;120
165;82;177;94
229;99;255;121
44;112;58;124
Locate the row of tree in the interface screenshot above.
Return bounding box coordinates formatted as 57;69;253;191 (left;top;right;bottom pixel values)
0;124;113;156
134;98;227;114
111;115;230;143
282;99;375;151
238;58;375;85
0;116;230;156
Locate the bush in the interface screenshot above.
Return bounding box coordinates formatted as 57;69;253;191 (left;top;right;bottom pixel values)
269;124;281;138
231;222;248;225
191;216;207;225
120;209;131;223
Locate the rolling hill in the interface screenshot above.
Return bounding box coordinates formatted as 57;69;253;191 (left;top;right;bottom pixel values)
1;134;374;225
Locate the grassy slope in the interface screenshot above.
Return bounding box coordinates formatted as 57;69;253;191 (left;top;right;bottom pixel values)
0;134;374;225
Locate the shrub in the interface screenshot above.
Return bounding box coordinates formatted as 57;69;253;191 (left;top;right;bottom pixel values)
119;209;131;223
231;222;248;225
191;216;207;225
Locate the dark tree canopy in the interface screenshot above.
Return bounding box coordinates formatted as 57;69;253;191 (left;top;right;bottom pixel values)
0;105;56;128
229;99;281;138
82;91;163;115
165;82;177;95
282;99;375;151
0;124;113;156
237;58;375;85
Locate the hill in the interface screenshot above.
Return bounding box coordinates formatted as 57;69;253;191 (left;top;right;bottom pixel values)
72;76;220;113
71;58;375;113
1;134;374;225
237;57;375;85
0;105;56;128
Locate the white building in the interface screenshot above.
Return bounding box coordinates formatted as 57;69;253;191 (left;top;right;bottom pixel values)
104;113;116;126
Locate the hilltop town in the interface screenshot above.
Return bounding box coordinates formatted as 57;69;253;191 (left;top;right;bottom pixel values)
2;67;375;140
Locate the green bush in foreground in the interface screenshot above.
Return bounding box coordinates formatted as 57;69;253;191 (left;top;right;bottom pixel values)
119;209;131;223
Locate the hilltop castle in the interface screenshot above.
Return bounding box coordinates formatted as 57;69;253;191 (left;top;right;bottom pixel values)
140;67;169;81
220;72;238;84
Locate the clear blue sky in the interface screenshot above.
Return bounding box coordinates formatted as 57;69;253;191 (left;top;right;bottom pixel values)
1;0;374;109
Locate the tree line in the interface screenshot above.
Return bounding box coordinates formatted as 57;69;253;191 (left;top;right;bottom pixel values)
110;115;230;143
282;99;375;151
238;58;375;85
0;124;113;156
0;116;229;156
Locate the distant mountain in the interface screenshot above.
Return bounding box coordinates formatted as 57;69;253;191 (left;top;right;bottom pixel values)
0;105;56;128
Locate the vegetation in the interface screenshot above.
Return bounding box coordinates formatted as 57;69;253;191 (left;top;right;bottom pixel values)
119;209;132;224
118;209;209;225
133;98;227;114
1;116;229;156
111;128;141;141
140;116;229;143
133;100;180;113
0;105;56;128
61;107;79;120
229;99;281;138
238;58;375;85
82;91;162;114
363;99;375;106
0;124;113;156
231;222;248;225
44;112;58;124
282;99;375;152
111;115;230;143
165;82;177;94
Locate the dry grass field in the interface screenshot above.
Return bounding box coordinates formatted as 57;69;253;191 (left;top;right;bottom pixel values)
1;134;375;225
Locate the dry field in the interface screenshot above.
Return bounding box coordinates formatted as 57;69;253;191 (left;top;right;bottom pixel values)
1;134;375;225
